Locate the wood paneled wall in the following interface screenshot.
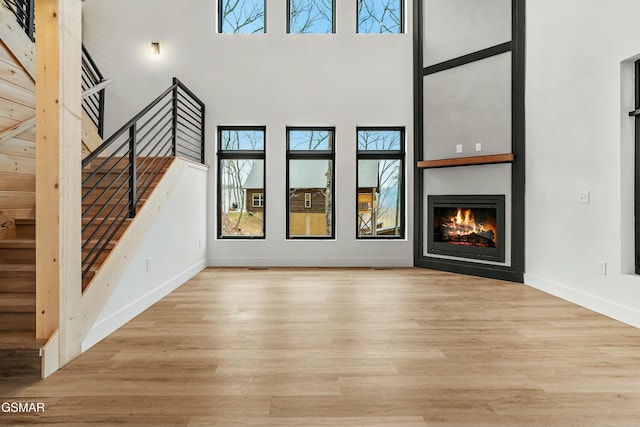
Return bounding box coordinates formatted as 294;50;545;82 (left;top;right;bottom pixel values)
0;39;35;220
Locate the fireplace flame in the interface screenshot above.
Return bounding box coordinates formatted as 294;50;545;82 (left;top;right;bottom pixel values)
443;208;497;244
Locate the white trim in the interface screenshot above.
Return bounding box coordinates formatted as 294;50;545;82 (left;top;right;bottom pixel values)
525;273;640;328
207;257;412;267
81;260;206;352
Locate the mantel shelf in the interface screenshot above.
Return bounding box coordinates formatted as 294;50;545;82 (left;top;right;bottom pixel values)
417;153;515;169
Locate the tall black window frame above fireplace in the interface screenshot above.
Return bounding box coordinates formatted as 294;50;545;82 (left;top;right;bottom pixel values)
427;195;506;263
632;59;640;275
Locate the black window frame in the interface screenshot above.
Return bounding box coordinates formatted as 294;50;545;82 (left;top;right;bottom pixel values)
356;127;405;239
218;0;267;34
356;0;404;34
287;0;336;34
632;60;640;274
286;126;336;240
217;126;266;240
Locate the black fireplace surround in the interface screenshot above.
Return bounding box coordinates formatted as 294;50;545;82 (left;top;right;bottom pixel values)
427;195;505;263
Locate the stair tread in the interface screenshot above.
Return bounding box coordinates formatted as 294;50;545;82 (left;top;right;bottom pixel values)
0;263;36;272
0;293;35;312
0;239;35;246
14;219;35;225
0;331;45;351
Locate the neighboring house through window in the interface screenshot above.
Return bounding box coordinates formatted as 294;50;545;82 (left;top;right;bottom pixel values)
357;128;404;238
219;0;266;33
287;127;335;238
217;127;265;238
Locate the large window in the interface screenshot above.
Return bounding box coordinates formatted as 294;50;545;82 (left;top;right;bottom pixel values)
356;128;404;238
217;127;265;238
219;0;265;33
287;0;335;34
287;128;335;239
357;0;403;34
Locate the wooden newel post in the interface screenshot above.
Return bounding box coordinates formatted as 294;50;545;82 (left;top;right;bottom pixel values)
35;0;83;369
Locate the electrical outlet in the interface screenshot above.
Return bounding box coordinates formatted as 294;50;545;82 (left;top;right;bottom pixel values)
597;261;607;275
475;143;482;152
578;190;590;204
146;257;152;271
456;144;463;154
198;238;202;248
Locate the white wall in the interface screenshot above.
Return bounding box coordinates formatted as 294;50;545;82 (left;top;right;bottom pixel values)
82;0;414;267
82;162;208;350
526;0;640;327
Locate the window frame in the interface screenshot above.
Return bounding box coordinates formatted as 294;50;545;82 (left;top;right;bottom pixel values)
217;126;266;240
356;127;405;239
356;0;404;34
286;126;336;240
218;0;266;34
286;0;336;34
633;60;640;274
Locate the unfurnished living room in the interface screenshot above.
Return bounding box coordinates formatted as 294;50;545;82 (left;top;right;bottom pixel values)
1;0;640;426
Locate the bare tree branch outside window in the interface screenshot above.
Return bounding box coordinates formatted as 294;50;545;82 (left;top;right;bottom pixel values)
220;0;265;33
289;0;334;33
357;0;402;34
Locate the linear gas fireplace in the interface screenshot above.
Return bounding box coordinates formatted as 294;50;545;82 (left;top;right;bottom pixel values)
427;195;505;263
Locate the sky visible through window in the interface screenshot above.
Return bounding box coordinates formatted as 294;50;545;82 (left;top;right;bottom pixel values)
289;0;334;33
220;0;265;33
357;0;402;34
289;129;333;150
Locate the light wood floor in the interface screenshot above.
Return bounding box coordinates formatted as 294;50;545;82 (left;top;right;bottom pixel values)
2;267;640;426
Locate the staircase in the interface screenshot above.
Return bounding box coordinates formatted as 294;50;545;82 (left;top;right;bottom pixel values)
0;218;45;379
0;0;206;378
0;0;39;379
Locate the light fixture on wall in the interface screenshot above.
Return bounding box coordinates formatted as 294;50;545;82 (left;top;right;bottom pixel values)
150;41;160;55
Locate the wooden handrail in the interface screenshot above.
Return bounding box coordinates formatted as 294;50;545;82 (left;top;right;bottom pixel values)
81;79;112;99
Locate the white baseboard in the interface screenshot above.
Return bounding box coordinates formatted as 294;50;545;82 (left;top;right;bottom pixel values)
524;273;640;328
81;260;207;352
206;257;413;268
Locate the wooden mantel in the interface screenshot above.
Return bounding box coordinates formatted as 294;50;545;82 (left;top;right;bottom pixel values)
417;153;515;169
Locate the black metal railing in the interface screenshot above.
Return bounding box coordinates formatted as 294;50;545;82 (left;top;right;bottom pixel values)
3;0;108;137
2;0;34;41
81;78;205;284
82;45;107;138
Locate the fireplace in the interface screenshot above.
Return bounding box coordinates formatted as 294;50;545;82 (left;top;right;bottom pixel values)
427;195;505;263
